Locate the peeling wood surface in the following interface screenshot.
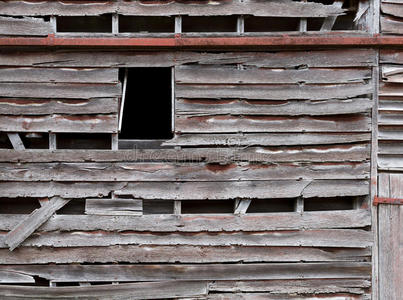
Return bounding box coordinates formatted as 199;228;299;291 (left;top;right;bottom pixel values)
0;16;51;36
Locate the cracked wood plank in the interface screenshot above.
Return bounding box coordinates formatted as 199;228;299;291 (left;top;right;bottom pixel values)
3;196;69;251
0;16;51;36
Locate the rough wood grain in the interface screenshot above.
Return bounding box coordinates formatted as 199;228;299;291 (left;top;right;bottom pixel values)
0;114;118;133
381;2;403;18
0;245;371;264
0;16;51;36
4;197;69;251
0;263;371;282
7;133;24;150
85;198;142;216
0;210;371;232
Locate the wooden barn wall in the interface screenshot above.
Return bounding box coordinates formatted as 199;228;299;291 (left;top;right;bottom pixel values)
0;48;375;299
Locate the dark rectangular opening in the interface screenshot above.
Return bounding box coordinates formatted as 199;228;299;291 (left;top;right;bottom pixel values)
0;133;12;149
119;16;174;33
143;200;174;214
0;198;41;214
182;16;237;32
181;200;234;214
57;133;111;149
119;68;173;140
57;15;112;33
244;17;299;32
304;197;357;211
247;198;295;213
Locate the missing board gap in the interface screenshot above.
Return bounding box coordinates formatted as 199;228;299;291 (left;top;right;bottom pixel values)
0;132;12;149
244;17;300;32
0;198;41;214
119;16;174;33
181;200;235;214
142;200;174;215
20;133;49;149
118;68;173;141
304;196;362;211
56;15;112;33
247;198;296;213
182;16;238;32
57;133;111;149
57;199;86;215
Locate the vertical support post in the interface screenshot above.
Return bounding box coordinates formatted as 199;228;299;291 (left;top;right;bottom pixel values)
50;16;57;33
295;197;304;214
175;16;182;34
171;66;176;135
111;133;119;150
174;200;181;215
49;133;56;150
237;16;244;35
118;68;128;132
112;14;119;34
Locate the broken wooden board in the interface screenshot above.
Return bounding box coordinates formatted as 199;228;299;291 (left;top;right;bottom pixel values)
85;198;142;216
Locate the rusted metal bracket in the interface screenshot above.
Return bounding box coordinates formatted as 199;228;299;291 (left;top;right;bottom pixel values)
373;196;403;205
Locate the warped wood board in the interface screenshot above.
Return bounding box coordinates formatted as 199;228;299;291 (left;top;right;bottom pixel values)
176;98;372;116
379;141;403;154
175;84;372;100
378;173;403;300
0;98;119;115
0;229;372;248
209;279;371;293
0;49;377;68
381;66;403;82
0;144;370;163
0;83;121;99
0;0;345;17
0;68;118;83
0;263;371;282
379;99;403;111
0;210;372;232
175;114;371;133
85;198;142;216
378;128;403;140
0;114;118;133
381;2;403;18
0;162;369;182
381;49;403;64
115;180;370;200
0;16;51;36
163;133;371;146
206;293;370;299
0;281;207;300
0;182;127;199
4;197;69;251
378;111;403;125
175;66;371;84
0;245;371;264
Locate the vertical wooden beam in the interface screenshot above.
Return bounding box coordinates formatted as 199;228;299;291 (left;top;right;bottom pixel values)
171;66;176;134
237;16;244;35
175;16;182;34
174;200;182;215
111;133;119;150
50;16;57;33
295;197;304;213
112;14;119;34
7;133;25;150
49;133;56;150
118;68;128;132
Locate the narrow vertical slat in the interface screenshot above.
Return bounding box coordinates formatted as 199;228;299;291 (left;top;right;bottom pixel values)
174;200;181;215
111;133;118;150
175;16;182;34
7;133;25;150
112;14;119;34
118;68;128;132
49;133;56;150
237;16;244;35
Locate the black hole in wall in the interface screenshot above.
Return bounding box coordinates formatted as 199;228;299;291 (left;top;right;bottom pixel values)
57;15;112;33
0;198;41;214
182;16;238;32
244;17;300;32
57;133;111;149
57;199;86;215
181;200;234;214
0;133;12;149
143;200;174;214
119;16;174;33
119;68;173;140
21;133;49;149
304;197;357;211
307;18;325;31
247;199;295;213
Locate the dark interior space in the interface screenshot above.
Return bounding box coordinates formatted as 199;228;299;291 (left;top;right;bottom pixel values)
181;200;235;214
247;198;295;213
143;200;174;214
0;132;12;149
182;16;238;32
119;68;173;140
57;133;111;149
304;196;357;211
0;198;41;214
57;15;112;32
119;16;174;33
244;17;300;32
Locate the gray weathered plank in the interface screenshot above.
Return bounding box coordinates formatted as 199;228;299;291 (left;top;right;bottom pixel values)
0;16;51;36
381;49;403;64
381;16;403;34
381;2;403;18
0;263;371;282
0;114;118;133
0;162;369;182
382;65;403;83
0;83;121;99
176;98;372;116
175;114;371;133
0;98;118;115
85;198;142;216
175;83;372;100
0;281;207;300
0;210;371;232
0;67;118;83
7;133;24;150
163;133;371;146
4;197;69;251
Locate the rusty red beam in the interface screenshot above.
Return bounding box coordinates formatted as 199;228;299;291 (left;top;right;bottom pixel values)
3;34;403;48
373;196;403;205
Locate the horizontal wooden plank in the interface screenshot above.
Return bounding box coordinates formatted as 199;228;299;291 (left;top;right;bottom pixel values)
379;111;403;125
175;114;371;133
0;210;371;232
378;141;403;154
379;99;403;111
0;114;117;133
378;128;403;140
175;83;372;100
381;49;403;64
0;263;371;282
382;3;403;18
0;162;369;182
0;246;371;264
381;16;403;35
1;180;370;200
0;49;377;68
0;98;118;115
0;144;370;163
0;270;35;284
176;98;373;116
0;82;121;99
206;293;370;299
0;281;207;299
0;67;118;83
85;198;142;216
382;66;403;83
175;66;371;84
0;16;51;36
0;0;345;17
378;154;403;169
163;133;371;146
